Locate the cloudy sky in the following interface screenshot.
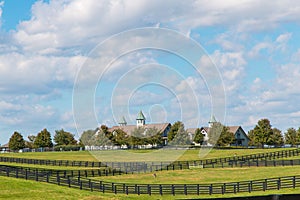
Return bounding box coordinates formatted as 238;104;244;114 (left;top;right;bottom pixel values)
0;0;300;144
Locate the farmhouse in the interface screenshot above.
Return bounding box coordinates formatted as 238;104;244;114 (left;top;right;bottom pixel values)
187;116;250;147
0;143;9;153
108;110;171;145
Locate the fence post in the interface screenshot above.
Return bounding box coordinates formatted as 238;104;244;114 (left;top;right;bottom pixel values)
35;170;38;181
80;181;82;190
248;181;252;193
159;184;163;195
184;184;187;195
137;186;140;195
68;177;71;187
126;186;128;195
209;184;213;195
277;178;281;190
6;167;9;177
148;184;151;196
171;184;175;196
197;184;200;195
293;176;296;188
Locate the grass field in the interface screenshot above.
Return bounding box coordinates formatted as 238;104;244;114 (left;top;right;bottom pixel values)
92;166;300;184
1;176;300;200
1;148;300;199
1;148;295;162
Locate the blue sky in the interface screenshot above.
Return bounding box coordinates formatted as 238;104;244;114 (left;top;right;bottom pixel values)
1;0;300;144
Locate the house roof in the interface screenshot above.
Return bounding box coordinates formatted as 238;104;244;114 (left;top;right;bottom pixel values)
0;143;9;148
108;123;170;135
136;110;146;120
200;126;249;139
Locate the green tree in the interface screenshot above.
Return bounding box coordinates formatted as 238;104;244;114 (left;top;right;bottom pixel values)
169;123;191;146
129;127;146;148
193;128;204;144
34;128;53;148
8;131;25;151
249;118;273;148
94;128;113;146
247;129;257;146
268;128;284;147
208;123;234;146
25;135;36;149
218;126;235;146
113;129;128;146
168;121;184;142
145;127;163;146
284;128;300;147
208;122;223;145
54;129;77;146
79;129;96;146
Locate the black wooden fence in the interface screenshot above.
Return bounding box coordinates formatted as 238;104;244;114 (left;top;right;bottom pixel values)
0;165;299;196
0;148;299;173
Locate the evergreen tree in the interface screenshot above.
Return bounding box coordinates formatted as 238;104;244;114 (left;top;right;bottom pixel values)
8;131;25;151
54;129;77;146
168;121;184;142
34;128;53;148
249;119;273;148
194;128;204;144
285;128;300;147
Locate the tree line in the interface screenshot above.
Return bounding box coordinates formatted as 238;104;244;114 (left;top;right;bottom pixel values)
7;118;300;151
8;128;79;151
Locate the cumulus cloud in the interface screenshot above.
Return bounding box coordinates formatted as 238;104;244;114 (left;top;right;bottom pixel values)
1;0;300;142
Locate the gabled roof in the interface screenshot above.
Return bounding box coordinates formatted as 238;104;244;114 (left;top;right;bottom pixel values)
136;110;146;120
108;123;170;135
0;143;9;148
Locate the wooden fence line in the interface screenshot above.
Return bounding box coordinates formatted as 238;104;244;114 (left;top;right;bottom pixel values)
0;148;299;173
0;165;299;196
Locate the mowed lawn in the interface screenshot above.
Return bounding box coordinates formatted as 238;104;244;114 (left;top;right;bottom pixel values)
0;148;295;162
93;166;300;184
1;176;300;200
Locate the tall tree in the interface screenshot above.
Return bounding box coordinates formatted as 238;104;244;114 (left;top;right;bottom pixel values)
207;122;223;146
268;128;284;147
168;121;184;142
26;135;36;149
113;129;128;146
145;127;162;146
54;129;77;146
285;128;300;147
8;131;25;151
34;128;53;148
79;129;96;146
193;128;204;144
169;123;191;146
249;118;273;148
208;123;234;147
94;128;113;146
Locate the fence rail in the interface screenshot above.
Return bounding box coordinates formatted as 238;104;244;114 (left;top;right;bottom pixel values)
0;148;299;173
0;164;299;196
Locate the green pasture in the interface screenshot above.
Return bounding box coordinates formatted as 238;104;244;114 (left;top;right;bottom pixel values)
1;176;300;200
1;148;300;199
92;165;300;184
1;148;295;162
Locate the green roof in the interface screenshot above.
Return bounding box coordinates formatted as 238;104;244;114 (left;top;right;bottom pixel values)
209;115;217;123
119;116;127;124
136;110;146;120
